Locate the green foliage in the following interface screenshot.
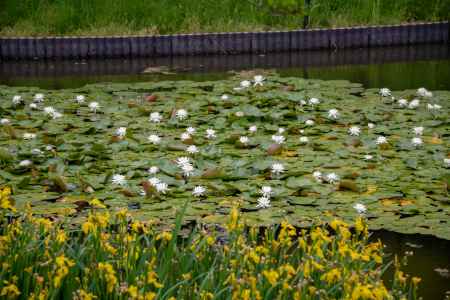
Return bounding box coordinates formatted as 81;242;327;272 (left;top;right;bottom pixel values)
0;74;449;239
0;0;448;36
266;0;303;14
0;202;420;299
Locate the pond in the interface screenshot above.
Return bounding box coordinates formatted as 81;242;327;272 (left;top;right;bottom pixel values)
0;44;449;299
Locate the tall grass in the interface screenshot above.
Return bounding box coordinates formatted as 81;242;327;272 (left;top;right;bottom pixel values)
0;0;448;36
0;186;420;299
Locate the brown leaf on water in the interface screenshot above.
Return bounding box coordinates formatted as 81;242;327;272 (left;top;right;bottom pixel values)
399;199;414;206
428;136;443;144
381;198;414;206
381;199;394;206
141;180;155;197
281;150;298;157
338;180;360;192
146;94;158;102
267;144;282;155
120;189;136;197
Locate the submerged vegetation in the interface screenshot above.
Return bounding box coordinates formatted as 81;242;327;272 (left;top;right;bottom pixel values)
0;73;448;239
0;196;420;299
0;0;449;36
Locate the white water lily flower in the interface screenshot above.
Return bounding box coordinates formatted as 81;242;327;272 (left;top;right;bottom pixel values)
235;111;244;117
23;133;36;140
180;132;191;141
256;197;271;209
181;163;194;177
12;95;22;105
427;103;441;110
148;177;160;186
186;127;196;135
364;154;373;160
205;128;216;139
249;125;257;133
413;127;424;136
149;112;162;123
253;75;265;86
300;100;307;105
271;135;285;144
411;137;423;147
408;99;420;109
19;160;32;167
417;87;432;98
278;128;285;134
34;93;44;102
309;98;320;105
326;173;340;184
240;80;251;88
76;95;85;104
112;174;127;186
0;118;10;125
89;102;100;113
375;136;388;145
52;111;62;119
271;163;285;175
186;145;199;154
29;103;38;110
43;106;56;116
353;203;367;214
313;171;322;182
239;136;249;145
148;166;159;174
348;126;361;136
148;134;161;145
444;158;450;168
417;87;428;97
115;127;127;138
368;123;375;129
176;109;188;120
299;136;309;144
398;99;408;107
260;186;273;198
327;109;339;120
379;88;391;97
305;119;314;126
155;182;169;194
192;185;206;197
176;157;191;166
31;148;43;155
221;94;229;100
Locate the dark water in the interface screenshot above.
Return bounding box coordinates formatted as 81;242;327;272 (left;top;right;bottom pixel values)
1;44;450;298
371;231;450;300
1;44;449;91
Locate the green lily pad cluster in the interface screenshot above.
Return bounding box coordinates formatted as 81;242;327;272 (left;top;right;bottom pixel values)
0;74;448;238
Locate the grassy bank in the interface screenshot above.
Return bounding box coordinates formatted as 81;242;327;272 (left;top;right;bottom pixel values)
0;188;419;299
0;0;448;36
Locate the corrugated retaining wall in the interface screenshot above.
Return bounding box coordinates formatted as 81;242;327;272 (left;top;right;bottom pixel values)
0;22;448;60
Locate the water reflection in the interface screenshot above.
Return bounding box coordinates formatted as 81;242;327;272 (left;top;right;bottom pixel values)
372;231;450;300
0;44;449;90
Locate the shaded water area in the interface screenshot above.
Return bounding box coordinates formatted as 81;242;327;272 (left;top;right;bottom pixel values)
1;44;449;90
371;231;450;299
1;44;449;298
